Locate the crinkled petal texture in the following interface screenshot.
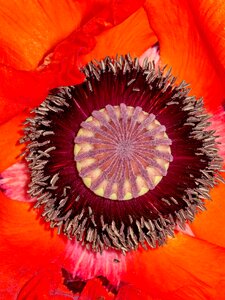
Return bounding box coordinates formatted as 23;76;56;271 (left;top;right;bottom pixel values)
144;0;225;111
123;234;225;300
0;0;156;125
0;0;146;70
190;0;225;72
0;0;83;70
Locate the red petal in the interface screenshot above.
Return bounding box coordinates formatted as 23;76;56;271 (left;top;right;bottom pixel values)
17;267;73;300
79;278;114;300
0;1;148;124
0;66;53;125
0;0;136;71
0;0;145;70
111;0;145;25
123;234;225;299
190;0;225;73
116;284;152;300
0;193;65;297
144;0;224;111
84;7;157;63
0;1;86;70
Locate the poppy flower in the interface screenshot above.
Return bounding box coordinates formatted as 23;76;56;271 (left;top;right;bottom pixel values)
1;1;225;299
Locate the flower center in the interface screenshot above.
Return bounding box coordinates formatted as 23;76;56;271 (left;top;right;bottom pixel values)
21;55;223;253
74;104;172;200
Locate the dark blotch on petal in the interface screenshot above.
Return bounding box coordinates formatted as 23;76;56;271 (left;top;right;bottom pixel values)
61;268;119;296
61;268;86;294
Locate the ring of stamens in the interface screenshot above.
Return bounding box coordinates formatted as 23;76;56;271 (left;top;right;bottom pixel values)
74;104;172;200
21;55;223;253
